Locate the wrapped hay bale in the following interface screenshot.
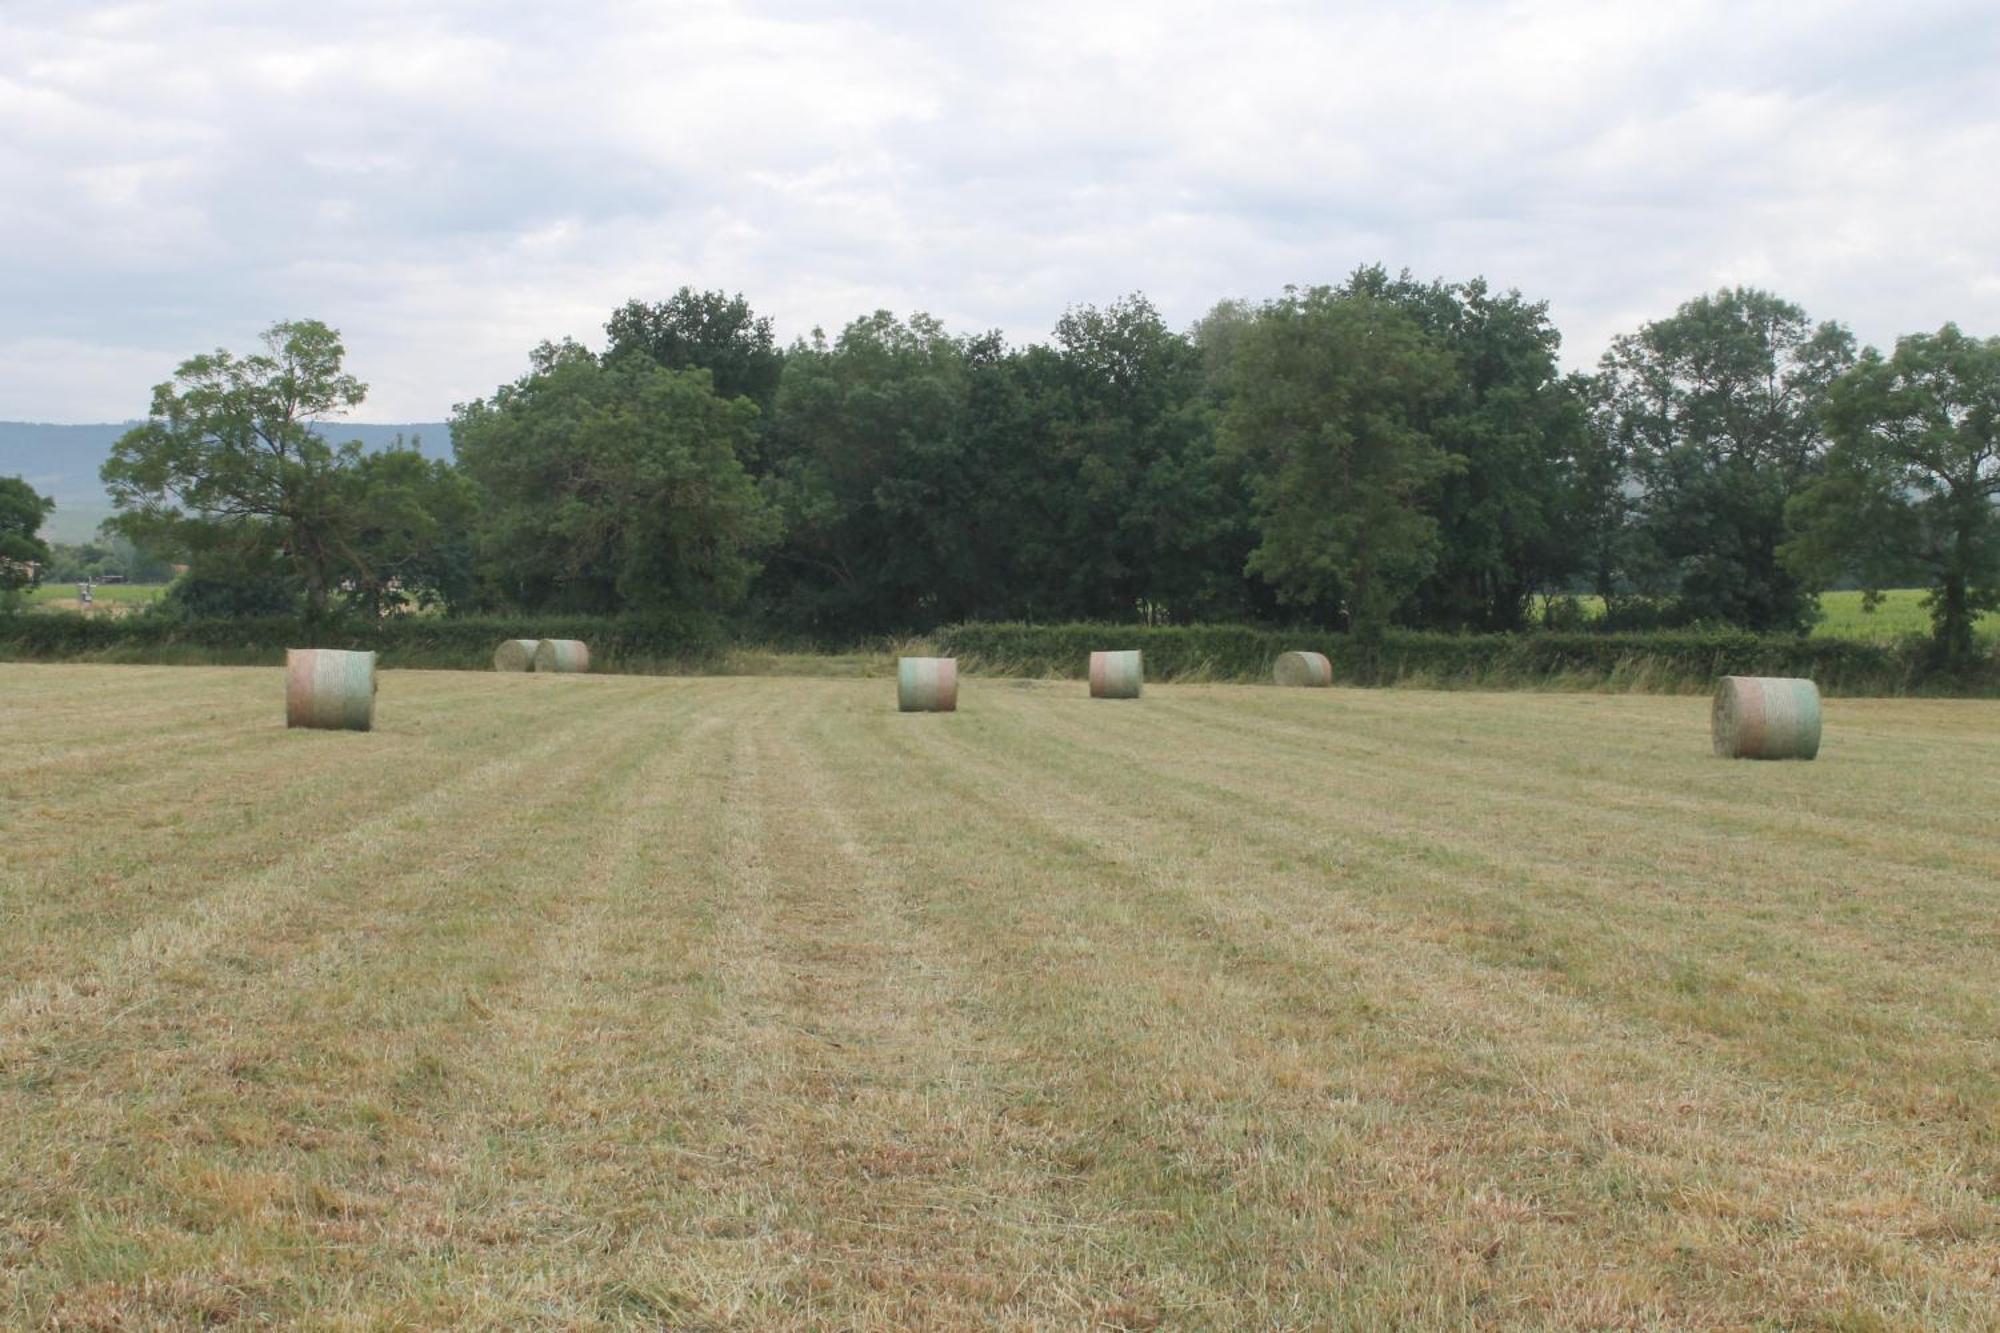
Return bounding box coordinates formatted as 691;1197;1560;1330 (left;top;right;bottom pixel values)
285;648;377;732
1088;649;1143;699
1273;650;1333;687
532;639;591;674
897;656;958;712
1712;676;1821;760
493;639;539;672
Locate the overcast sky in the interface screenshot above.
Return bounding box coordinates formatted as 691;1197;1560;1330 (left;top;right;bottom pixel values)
2;0;1996;422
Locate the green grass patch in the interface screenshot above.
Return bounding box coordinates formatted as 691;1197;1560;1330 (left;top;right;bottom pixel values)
1564;589;1998;643
24;583;171;610
1811;589;1999;641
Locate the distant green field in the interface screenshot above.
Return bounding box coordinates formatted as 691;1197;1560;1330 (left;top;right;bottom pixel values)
25;583;170;611
1811;588;1998;640
1569;588;1993;642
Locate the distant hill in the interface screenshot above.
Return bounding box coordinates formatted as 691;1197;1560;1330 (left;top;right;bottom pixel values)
0;421;452;542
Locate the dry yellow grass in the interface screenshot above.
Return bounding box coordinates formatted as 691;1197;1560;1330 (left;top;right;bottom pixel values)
1;664;1997;1328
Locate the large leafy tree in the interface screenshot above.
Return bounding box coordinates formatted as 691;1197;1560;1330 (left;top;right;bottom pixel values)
1785;325;2000;666
1593;288;1854;630
604;288;784;415
758;313;975;633
758;298;1259;633
158;547;301;619
342;442;479;616
1035;296;1249;622
0;475;55;598
1562;371;1639;608
453;342;776;617
950;332;1053;621
1219;287;1455;636
43;532;178;585
1344;268;1592;630
102;319;373;618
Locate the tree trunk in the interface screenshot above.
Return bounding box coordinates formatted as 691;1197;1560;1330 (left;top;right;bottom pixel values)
1934;574;1974;668
301;548;330;622
1933;497;1982;669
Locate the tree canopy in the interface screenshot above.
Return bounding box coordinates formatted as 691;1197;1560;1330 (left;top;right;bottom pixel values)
1593;288;1855;631
605;288;784;416
81;284;1995;656
1220;285;1456;636
0;475;55;597
1342;268;1591;631
452;341;777;619
1786;324;2000;666
102;319;376;617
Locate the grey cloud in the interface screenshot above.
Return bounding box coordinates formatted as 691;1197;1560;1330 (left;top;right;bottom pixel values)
0;0;1996;420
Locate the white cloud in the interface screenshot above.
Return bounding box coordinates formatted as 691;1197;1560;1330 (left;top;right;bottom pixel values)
0;0;1996;419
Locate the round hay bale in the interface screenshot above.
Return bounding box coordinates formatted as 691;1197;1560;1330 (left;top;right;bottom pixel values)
1712;675;1821;760
493;639;539;672
1088;649;1143;699
285;648;377;732
1273;650;1333;687
532;639;591;674
897;656;958;712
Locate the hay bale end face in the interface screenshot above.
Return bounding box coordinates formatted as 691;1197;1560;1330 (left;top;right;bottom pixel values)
285;648;378;732
897;656;958;712
1712;675;1821;760
493;639;539;672
1273;650;1333;687
1088;649;1143;699
532;639;591;674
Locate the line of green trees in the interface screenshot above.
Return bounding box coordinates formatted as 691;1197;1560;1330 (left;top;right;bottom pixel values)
0;475;56;612
34;535;177;586
60;272;2000;665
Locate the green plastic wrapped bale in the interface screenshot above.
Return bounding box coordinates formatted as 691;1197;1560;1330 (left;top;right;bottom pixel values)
897;656;958;712
1088;649;1143;699
1712;676;1821;760
285;648;378;732
1273;650;1333;687
532;639;591;674
493;639;539;672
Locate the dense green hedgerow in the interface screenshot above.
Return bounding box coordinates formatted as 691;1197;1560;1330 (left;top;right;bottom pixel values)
0;612;725;672
931;622;1996;696
4;612;1997;695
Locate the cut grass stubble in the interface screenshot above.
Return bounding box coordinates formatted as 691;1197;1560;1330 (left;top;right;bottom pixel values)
1;665;1996;1327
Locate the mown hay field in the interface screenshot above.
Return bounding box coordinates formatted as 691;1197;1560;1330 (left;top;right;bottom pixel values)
2;664;1997;1328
